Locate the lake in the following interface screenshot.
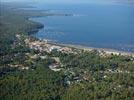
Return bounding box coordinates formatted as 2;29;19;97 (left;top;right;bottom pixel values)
30;3;134;52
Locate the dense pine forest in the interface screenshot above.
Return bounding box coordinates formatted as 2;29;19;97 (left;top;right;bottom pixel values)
0;2;134;100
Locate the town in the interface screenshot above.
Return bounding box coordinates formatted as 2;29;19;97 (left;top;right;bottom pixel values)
7;34;134;86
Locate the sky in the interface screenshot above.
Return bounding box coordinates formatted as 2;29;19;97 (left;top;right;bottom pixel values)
1;0;116;3
2;0;134;4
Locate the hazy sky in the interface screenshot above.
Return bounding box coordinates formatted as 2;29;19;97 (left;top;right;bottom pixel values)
1;0;116;3
2;0;134;4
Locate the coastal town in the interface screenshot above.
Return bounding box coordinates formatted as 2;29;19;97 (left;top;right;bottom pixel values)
26;38;77;54
7;34;134;86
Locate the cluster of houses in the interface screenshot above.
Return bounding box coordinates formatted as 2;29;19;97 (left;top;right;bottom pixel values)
48;57;63;72
26;39;75;54
106;69;130;74
22;36;134;85
99;68;130;74
63;69;92;85
25;39;77;72
25;52;63;72
8;64;29;70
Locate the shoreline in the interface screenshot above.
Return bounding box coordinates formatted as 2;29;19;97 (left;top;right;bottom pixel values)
40;39;134;57
25;7;134;56
28;16;134;56
28;18;134;56
27;18;134;56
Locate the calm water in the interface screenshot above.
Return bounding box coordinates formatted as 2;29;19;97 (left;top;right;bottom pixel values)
30;3;134;52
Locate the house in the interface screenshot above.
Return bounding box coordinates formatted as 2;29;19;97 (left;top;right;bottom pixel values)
49;46;61;52
49;64;61;72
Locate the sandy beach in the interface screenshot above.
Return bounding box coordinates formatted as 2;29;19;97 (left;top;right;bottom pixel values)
43;39;134;57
